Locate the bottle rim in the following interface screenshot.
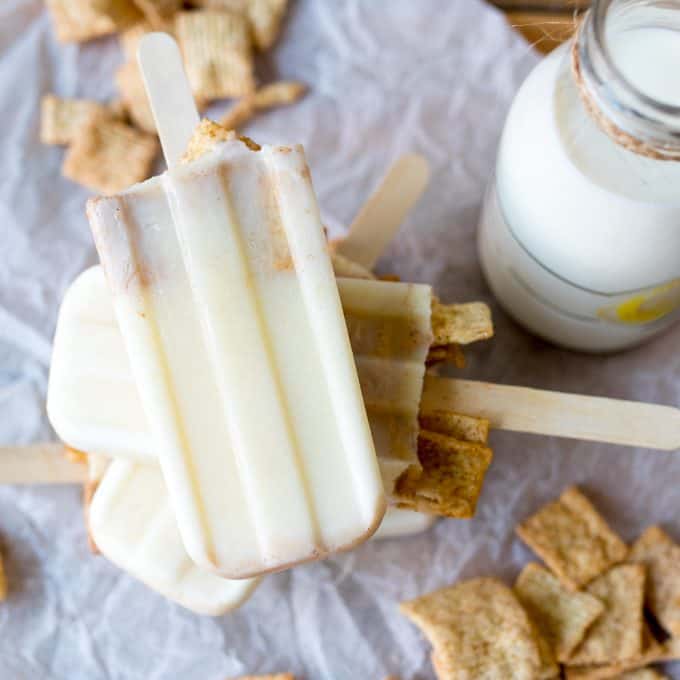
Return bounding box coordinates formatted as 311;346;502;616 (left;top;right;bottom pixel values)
580;0;680;155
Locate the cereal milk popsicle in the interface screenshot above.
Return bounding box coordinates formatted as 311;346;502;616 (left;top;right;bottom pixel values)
89;459;261;614
85;34;385;578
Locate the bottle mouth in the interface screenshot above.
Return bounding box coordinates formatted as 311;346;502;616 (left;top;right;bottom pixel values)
579;0;680;156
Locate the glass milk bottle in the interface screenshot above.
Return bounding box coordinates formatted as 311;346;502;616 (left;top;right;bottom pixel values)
478;0;680;352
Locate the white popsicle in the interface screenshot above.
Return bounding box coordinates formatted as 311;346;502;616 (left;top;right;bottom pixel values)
85;34;385;576
90;459;260;615
48;269;154;460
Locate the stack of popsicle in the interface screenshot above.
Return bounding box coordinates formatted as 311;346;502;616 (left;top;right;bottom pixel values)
31;34;496;615
7;33;678;618
44;255;491;613
47;170;494;604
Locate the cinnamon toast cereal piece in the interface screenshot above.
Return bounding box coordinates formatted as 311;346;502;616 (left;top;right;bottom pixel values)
41;95;118;146
176;10;255;100
400;577;544;679
181;119;261;165
629;525;680;636
252;80;305;108
63;117;158;194
431;300;493;346
534;627;561;679
221;99;256;130
425;346;447;366
515;562;604;662
116;61;156;133
613;671;669;680
188;0;247;9
187;0;289;49
132;0;181;26
181;119;237;162
46;0;141;43
448;344;466;368
221;81;306;129
516;487;628;590
394;430;492;518
567;564;645;666
119;19;151;59
247;0;288;49
186;0;287;49
108;100;128;119
565;637;680;680
120;18;174;58
419;409;489;444
426;343;466;369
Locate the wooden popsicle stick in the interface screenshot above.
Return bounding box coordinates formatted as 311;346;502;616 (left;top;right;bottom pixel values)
137;32;200;169
335;154;430;270
0;444;87;484
422;375;680;451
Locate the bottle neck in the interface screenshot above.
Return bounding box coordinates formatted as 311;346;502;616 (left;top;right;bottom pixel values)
576;0;680;159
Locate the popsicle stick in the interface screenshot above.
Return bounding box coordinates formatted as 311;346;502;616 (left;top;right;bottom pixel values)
336;154;430;270
422;376;680;451
137;32;200;169
0;444;87;484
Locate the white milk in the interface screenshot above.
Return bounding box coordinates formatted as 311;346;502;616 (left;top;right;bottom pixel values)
478;12;680;352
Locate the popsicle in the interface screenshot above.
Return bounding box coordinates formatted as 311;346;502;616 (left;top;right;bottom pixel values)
48;266;434;497
0;443;260;612
84;33;384;577
89;459;260;615
48;267;156;460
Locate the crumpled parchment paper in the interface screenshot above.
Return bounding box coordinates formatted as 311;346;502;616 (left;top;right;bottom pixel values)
1;1;678;678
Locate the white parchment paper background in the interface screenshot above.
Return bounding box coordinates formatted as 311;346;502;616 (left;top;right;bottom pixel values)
1;1;678;678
